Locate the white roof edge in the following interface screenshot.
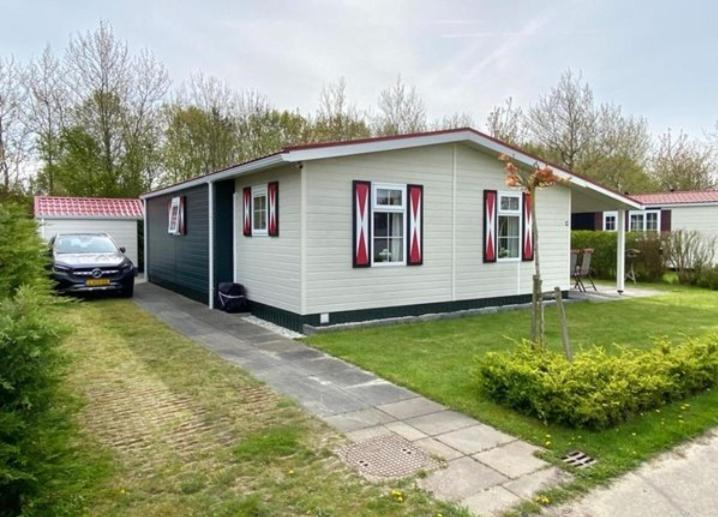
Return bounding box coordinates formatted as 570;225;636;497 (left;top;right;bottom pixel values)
140;154;287;199
141;130;642;209
637;201;718;208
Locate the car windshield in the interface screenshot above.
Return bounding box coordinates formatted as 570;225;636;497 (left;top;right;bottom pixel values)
54;235;118;254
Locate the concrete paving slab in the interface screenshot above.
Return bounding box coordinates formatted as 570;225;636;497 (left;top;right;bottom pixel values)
419;456;508;501
504;466;571;499
414;437;464;461
461;485;523;516
345;425;394;443
313;368;379;388
377;396;445;420
437;424;515;455
345;381;416;406
384;421;428;442
278;348;325;361
292;356;354;376
473;440;549;478
322;408;396;432
404;410;477;436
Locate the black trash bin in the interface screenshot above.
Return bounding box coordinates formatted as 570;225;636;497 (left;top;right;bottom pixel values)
217;282;248;313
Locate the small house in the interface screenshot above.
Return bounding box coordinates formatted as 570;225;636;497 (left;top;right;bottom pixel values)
141;128;641;331
34;196;144;266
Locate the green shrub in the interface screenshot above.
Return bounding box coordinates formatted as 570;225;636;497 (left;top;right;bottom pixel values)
0;288;66;512
571;230;667;281
0;203;51;297
475;337;718;429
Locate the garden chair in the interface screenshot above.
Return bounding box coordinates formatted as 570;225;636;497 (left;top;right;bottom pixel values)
570;249;581;290
574;248;597;292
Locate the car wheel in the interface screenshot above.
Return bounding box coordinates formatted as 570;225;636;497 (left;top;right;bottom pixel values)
121;280;134;298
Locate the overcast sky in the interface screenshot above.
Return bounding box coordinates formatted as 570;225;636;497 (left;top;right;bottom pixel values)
3;0;717;138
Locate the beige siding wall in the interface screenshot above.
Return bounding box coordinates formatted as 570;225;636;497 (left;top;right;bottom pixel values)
234;165;302;313
303;143;571;315
670;206;718;263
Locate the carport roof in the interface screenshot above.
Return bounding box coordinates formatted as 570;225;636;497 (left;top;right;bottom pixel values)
34;196;144;219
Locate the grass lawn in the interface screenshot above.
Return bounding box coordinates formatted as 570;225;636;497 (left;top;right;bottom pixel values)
51;299;465;516
306;284;718;508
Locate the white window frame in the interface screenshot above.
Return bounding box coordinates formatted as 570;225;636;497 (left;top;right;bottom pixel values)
603;211;617;232
371;183;407;267
497;191;522;262
251;185;268;236
168;196;181;235
628;209;661;232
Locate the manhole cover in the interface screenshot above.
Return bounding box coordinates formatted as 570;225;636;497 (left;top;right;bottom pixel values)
562;450;597;469
337;433;440;480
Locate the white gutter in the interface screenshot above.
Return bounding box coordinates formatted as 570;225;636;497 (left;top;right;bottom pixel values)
141;154;286;200
208;180;215;309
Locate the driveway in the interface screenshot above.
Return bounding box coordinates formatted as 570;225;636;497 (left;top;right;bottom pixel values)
551;429;718;517
134;282;570;515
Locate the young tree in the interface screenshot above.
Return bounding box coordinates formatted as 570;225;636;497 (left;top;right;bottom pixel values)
486;97;525;145
374;76;426;135
500;154;561;346
313;78;370;141
431;112;474;131
0;57;30;192
24;46;68;195
651;129;716;191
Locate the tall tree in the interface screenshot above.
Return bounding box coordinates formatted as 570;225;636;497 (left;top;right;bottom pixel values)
61;22;168;196
313;78;370;141
652;129;716;191
486;97;525;145
525;70;596;171
0;57;29;191
374;76;426;135
24;46;68;195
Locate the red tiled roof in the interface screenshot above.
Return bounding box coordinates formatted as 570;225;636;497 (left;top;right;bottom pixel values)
631;191;718;205
34;196;144;218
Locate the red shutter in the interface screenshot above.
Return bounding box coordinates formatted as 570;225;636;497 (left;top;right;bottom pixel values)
407;184;423;265
483;190;497;263
179;196;186;235
661;209;671;232
243;187;252;236
268;181;279;236
522;192;534;261
353;181;371;267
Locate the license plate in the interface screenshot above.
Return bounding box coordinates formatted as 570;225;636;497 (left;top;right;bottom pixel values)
86;278;111;287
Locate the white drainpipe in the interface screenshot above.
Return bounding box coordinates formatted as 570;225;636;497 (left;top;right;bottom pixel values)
616;209;626;294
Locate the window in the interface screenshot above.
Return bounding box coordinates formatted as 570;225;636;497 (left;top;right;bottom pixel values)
497;192;521;260
252;186;267;235
629;210;660;232
168;196;181;235
372;184;405;265
603;211;617;231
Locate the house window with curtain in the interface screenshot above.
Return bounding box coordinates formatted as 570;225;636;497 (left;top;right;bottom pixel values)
629;210;660;232
372;183;405;265
252;185;268;235
498;192;521;260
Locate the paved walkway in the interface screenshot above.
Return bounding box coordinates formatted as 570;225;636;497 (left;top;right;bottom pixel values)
134;283;569;515
551;429;718;517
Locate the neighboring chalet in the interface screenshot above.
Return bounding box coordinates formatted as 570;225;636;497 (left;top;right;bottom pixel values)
572;190;718;239
140;128;641;332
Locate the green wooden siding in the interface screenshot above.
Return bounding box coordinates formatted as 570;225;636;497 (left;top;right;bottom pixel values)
213;180;235;306
146;185;209;304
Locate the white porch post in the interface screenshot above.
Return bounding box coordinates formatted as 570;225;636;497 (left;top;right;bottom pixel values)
616;209;626;294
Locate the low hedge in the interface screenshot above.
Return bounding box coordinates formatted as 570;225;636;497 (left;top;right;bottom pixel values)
571;230;667;281
475;337;718;429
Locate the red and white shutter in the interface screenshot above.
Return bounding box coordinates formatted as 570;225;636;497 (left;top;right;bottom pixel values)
522;192;534;261
242;186;252;236
178;196;186;235
268;181;279;236
353;180;371;267
483;190;497;263
407;184;423;265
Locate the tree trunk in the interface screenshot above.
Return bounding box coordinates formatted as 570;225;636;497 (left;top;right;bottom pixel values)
531;185;545;348
554;286;572;361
